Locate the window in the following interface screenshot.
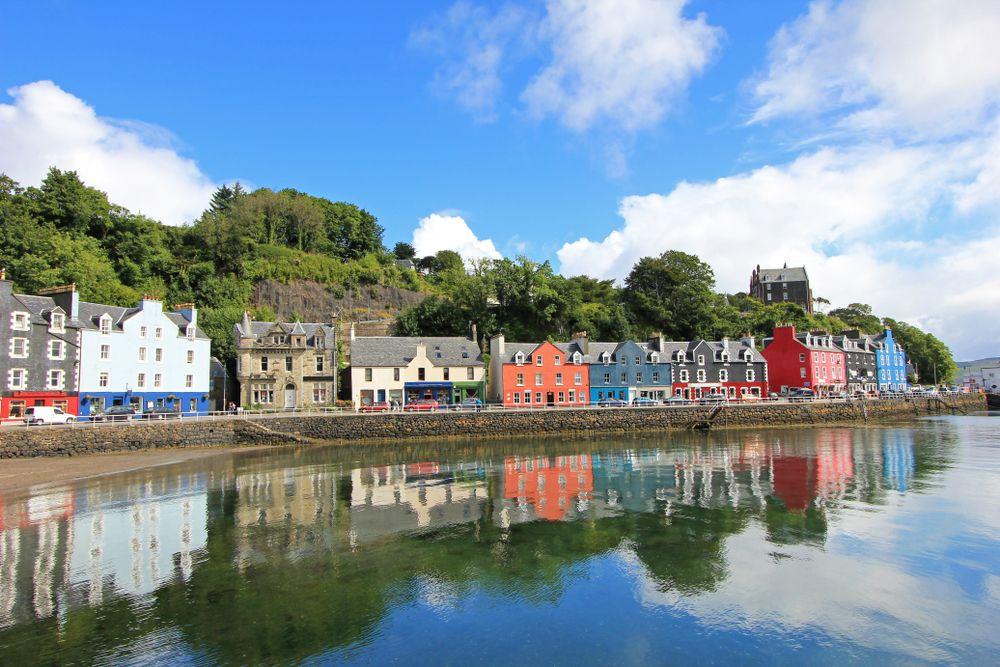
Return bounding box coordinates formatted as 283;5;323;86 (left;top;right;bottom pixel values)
558;392;565;403
635;372;642;383
574;372;582;385
418;368;426;381
680;370;689;382
393;368;400;381
800;368;807;378
635;356;641;365
516;373;525;386
365;368;373;382
467;367;474;380
535;373;543;386
746;369;755;382
799;353;806;362
745;351;753;362
99;372;109;387
138;347;147;362
813;352;819;362
154;373;162;387
697;369;706;382
515;351;525;365
555;373;563;385
650;352;659;363
284;356;292;371
569;390;575;402
11;312;29;331
140;326;148;338
535;355;543;366
767;294;773;301
47;370;64;389
652;371;660;383
524;392;531;404
573;352;582;364
620;372;628;384
535;392;542;404
252;384;275;404
721;352;730;363
51;313;65;332
185;374;193;388
9;368;26;390
155;327;162;339
315;355;324;372
677;351;686;363
48;340;64;360
603;372;611;384
100;315;112;335
443;368;450;381
186;325;195;339
697;355;705;365
10;338;28;358
137;373;146;388
155;348;163;362
513;392;521;404
554;355;561;366
100;344;110;360
821;352;827;363
602;352;611;365
719;369;728;382
187;350;194;364
261;356;269;372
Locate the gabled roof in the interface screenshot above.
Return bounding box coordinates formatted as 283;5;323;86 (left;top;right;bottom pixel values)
234;320;336;348
758;266;808;282
351;336;483;367
658;338;766;363
8;293;83;328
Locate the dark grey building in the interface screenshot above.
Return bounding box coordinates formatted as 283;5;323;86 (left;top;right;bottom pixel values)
658;336;768;400
750;263;814;314
835;331;878;394
0;274;83;419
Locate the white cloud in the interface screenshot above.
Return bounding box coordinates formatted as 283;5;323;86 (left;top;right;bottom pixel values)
412;213;503;263
556;139;1000;360
0;80;217;225
750;0;1000;135
522;0;721;133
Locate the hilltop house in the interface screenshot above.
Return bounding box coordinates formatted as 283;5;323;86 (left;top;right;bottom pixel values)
750;263;814;313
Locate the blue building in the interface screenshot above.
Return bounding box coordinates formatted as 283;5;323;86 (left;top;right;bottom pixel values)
873;328;908;391
587;337;673;403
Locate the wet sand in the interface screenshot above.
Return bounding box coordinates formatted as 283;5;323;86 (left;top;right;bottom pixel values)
0;446;265;497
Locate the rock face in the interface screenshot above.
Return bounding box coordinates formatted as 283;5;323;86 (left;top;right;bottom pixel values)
0;395;985;459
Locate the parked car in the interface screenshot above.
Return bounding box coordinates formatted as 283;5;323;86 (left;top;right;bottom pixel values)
788;388;815;401
664;395;692;406
94;405;137;422
829;391;849;400
360;401;392;413
596;398;628;407
451;398;484;411
698;395;728;405
631;397;658;407
404;399;439;412
23;406;76;425
141;407;179;420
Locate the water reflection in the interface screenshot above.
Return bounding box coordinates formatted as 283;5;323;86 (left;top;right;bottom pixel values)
0;419;996;664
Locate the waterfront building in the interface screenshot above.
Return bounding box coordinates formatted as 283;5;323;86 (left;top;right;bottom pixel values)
749;263;814;313
762;326;846;395
349;329;485;407
75;292;211;416
872;328;908;391
488;334;590;407
834;332;879;394
586;336;674;403
234;313;337;409
662;336;768;400
0;275;82;420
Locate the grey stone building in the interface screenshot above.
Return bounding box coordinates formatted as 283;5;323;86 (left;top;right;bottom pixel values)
0;274;83;419
658;336;768;400
834;331;879;394
750;263;814;314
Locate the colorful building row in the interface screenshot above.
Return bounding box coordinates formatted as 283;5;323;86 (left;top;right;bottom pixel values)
0;274;211;420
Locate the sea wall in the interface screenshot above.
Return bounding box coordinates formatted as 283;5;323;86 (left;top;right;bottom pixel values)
0;394;985;458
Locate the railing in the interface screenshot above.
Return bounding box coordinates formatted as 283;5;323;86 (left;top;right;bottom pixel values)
0;389;976;430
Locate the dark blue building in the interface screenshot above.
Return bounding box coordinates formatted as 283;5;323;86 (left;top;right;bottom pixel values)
587;338;673;403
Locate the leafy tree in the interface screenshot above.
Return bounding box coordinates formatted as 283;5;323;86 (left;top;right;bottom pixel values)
884;319;957;384
829;303;882;333
393;296;468;337
624;251;716;339
393;242;416;260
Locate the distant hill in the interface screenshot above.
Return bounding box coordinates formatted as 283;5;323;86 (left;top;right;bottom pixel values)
956;357;1000;369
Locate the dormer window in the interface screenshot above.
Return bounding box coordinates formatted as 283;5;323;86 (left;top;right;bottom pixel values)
744;350;753;362
514;351;525;365
572;352;582;365
50;312;65;333
720;352;730;363
697;355;705;365
462;350;469;359
676;351;686;363
649;352;659;363
601;352;611;365
99;315;112;335
186;324;195;339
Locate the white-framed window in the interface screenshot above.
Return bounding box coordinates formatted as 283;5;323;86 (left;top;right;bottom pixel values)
186;325;195;339
554;355;561;366
635;372;642;383
313;384;328;403
720;352;730;363
652;371;660;383
569;389;575;402
535;373;543;386
555;373;563;385
48;340;64;360
155;327;162;339
50;312;65;333
620;372;628;384
719;369;728;382
155;348;163;362
601;352;611;365
650;352;659;363
604;372;611;384
524;391;531;404
697;355;705;365
140;326;148;338
364;368;373;381
154;373;162;387
676;351;686;363
11;312;29;331
680;370;689;382
574;372;582;385
573;352;582;365
467;367;475;380
137;373;146;388
100;344;110;360
99;372;109;387
8;368;26;390
10;337;28;358
800;368;807;378
535;354;543;367
746;369;755;382
47;369;64;390
185;374;193;388
100;315;112;335
516;373;525;386
315;355;324;372
138;347;147;362
515;351;525;365
697;369;706;382
187;350;195;364
513;392;521;404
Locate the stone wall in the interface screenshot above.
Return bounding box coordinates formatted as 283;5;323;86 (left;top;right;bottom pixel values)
0;394;985;458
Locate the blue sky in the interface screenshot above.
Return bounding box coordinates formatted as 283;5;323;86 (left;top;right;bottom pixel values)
1;1;999;359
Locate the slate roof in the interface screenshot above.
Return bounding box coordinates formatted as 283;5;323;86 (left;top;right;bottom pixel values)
657;339;766;363
234;320;336;348
75;301;209;339
757;266;808;283
8;293;85;328
832;334;875;354
350;336;483;367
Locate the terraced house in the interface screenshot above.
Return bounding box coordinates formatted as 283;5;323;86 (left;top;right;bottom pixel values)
872;328;908;391
488;334;589;407
0;274;82;420
235;313;338;409
349;330;485;408
586;335;674;403
762;326;846;396
662;337;768;400
834;332;878;394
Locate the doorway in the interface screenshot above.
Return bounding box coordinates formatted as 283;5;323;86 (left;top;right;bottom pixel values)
284;383;297;409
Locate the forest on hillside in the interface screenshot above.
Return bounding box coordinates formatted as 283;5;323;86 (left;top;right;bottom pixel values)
0;169;957;381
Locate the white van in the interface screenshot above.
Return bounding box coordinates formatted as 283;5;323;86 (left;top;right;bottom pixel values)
23;406;76;425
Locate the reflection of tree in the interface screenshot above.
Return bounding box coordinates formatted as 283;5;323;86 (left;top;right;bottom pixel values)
762;497;828;546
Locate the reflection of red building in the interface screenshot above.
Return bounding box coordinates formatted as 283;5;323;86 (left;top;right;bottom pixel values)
504;455;594;520
772;430;854;510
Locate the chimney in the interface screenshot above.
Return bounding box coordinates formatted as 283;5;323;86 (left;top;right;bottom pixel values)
649;331;666;352
571;331;589;355
470;321;477;344
741;334;756;349
175;302;197;331
38;284;79;320
490;332;505;357
349;322;356;341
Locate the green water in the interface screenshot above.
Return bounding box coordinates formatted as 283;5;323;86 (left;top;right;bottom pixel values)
0;416;998;665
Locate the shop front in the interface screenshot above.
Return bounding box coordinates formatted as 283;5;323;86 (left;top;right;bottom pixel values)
2;391;79;420
451;380;485;404
404;382;454;404
79;391;209;416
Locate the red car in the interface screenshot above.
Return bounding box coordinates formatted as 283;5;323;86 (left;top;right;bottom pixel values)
360;401;391;413
403;399;439;412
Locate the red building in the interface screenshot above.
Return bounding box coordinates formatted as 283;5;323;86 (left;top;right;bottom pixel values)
762;326;846;396
504;454;593;521
488;336;590;407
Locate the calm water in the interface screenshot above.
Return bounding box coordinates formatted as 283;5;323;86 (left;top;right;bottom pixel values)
1;416;998;665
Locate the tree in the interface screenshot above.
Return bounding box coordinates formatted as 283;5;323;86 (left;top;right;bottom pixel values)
317;201;385;260
829;303;881;333
393;296;468;337
624;251;716;339
209;182;246;216
884;319;957;384
393;242;416;260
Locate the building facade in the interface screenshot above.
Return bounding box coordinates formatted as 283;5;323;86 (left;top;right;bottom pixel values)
76;295;212;416
587;338;674;403
488;335;590;407
750;264;814;314
873;328;908;391
234;313;337;409
0;277;82;420
348;332;485;408
762;326;846;395
835;332;878;394
663;337;768;400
